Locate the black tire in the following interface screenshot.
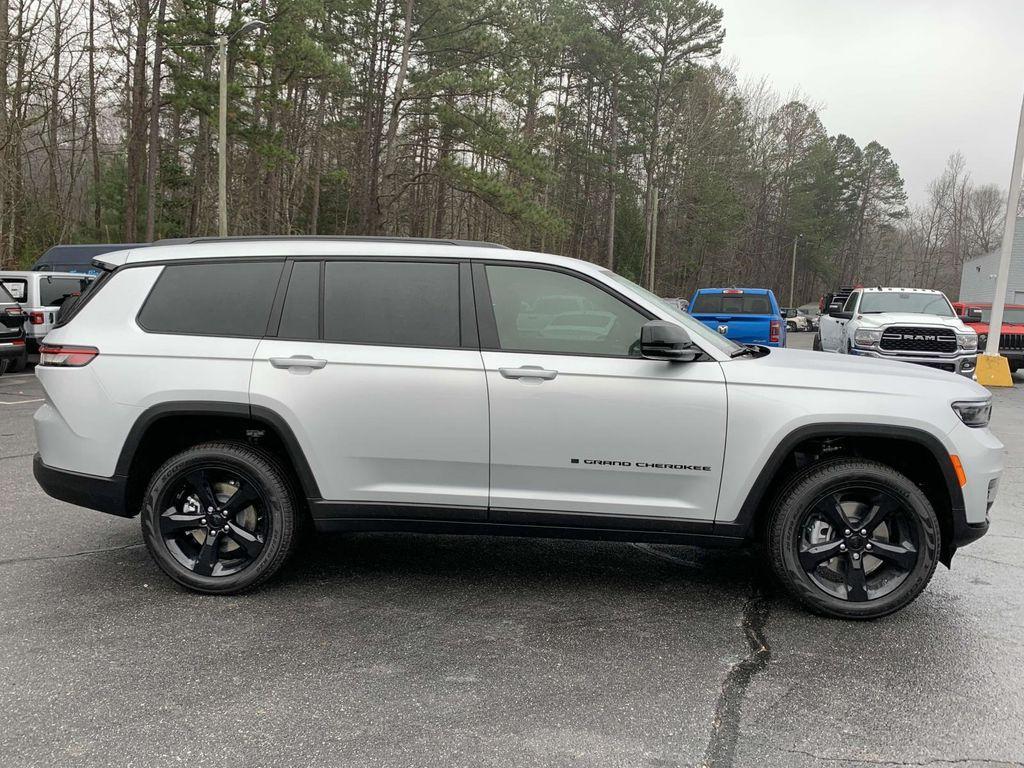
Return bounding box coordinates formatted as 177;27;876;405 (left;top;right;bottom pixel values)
10;352;27;372
141;441;299;594
767;459;940;620
0;358;9;376
812;333;822;351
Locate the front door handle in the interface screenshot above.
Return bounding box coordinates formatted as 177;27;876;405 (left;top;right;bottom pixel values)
499;366;558;381
270;355;327;370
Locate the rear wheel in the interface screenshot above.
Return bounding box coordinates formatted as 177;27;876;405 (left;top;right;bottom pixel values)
0;358;9;376
10;352;26;372
767;459;939;619
812;333;822;351
141;441;299;594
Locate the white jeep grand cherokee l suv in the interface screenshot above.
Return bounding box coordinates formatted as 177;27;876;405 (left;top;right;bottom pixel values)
33;238;1003;619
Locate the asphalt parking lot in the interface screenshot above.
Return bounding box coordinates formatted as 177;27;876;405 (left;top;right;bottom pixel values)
2;336;1023;768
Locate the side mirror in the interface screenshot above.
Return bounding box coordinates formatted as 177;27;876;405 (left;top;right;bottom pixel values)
640;321;699;362
965;307;983;322
784;308;797;318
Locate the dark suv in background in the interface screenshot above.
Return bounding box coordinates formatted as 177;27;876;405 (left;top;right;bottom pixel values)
0;281;27;374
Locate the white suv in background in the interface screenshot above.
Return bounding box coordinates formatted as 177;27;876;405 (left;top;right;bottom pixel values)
0;270;94;352
32;238;1002;619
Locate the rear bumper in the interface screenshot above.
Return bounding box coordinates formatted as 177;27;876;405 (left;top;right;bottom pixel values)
0;339;25;359
33;453;132;517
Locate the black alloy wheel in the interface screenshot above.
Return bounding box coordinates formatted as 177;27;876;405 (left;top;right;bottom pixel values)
157;465;269;578
141;442;298;593
796;484;920;603
768;459;940;619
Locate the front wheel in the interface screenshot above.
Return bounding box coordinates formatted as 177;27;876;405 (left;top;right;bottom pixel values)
812;333;822;351
141;441;299;594
767;459;940;619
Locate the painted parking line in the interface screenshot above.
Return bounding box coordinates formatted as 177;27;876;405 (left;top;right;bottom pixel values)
0;398;42;405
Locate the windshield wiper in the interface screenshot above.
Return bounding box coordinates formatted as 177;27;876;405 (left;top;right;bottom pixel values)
730;344;759;358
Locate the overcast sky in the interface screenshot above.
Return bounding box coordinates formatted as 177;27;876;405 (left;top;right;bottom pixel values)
713;0;1024;206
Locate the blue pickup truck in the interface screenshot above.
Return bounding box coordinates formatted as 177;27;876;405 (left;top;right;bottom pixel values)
687;287;786;347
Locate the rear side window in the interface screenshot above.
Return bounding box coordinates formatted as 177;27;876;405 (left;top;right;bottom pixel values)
691;293;771;314
139;261;284;337
0;282;15;303
40;276;91;307
323;261;460;347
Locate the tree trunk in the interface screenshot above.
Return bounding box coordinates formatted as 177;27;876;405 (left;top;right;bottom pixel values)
144;0;167;241
124;0;151;241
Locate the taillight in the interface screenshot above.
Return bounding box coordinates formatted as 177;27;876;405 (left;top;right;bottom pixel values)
13;338;24;346
3;306;22;317
770;320;781;343
29;311;44;325
38;344;98;367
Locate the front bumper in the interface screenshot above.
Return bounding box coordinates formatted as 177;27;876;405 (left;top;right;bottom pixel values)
33;453;132;517
851;347;977;377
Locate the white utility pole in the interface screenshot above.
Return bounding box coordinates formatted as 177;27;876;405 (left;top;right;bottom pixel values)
985;92;1024;358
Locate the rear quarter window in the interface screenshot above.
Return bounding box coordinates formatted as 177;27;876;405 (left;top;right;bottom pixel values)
1;278;28;303
138;261;284;337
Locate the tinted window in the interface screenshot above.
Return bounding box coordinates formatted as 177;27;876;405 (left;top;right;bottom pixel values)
691;293;771;314
139;261;283;337
40;277;91;307
0;282;15;303
485;265;647;356
842;292;859;313
323;261;460;347
278;261;320;339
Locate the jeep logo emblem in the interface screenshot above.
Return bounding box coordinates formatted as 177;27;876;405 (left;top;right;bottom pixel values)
717;324;728;335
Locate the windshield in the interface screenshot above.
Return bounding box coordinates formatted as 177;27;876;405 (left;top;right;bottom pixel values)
858;291;954;317
600;270;742;356
979;308;1024;324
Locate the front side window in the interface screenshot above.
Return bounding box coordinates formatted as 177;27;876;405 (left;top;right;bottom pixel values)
323;261;460;347
138;261;284;337
485;265;647;356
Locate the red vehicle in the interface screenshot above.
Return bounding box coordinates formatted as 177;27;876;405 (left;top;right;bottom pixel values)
953;301;1024;372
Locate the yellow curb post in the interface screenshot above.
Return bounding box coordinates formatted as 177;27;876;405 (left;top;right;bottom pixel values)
976;354;1014;387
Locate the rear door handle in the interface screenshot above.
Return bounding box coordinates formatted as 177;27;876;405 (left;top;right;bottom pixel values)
499;366;558;381
270;355;327;370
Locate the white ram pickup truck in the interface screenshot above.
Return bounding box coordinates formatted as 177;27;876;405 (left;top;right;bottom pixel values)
817;287;978;377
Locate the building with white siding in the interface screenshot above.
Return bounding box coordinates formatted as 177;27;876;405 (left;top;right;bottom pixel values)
960;217;1024;303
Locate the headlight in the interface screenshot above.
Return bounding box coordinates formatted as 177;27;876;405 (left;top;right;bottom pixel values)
952;399;991;428
957;332;978;351
853;329;882;348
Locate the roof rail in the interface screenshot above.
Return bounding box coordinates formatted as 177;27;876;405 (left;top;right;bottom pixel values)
150;235;511;250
